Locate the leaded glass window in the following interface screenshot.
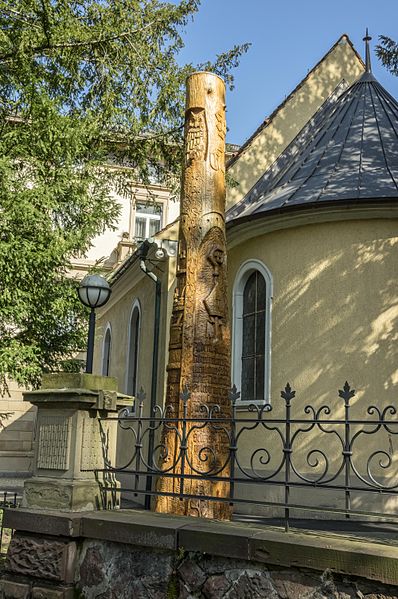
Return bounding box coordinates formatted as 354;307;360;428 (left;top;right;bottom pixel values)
241;271;266;402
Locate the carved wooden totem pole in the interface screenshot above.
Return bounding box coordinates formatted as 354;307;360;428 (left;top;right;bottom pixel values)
155;72;231;519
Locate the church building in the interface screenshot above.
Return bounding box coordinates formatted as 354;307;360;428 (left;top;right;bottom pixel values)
94;32;398;505
94;33;392;413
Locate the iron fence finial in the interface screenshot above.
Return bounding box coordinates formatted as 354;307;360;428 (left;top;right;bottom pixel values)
181;384;190;403
229;385;240;405
338;381;355;404
281;383;296;403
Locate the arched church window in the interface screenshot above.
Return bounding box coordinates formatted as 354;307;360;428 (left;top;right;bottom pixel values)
101;325;112;376
126;301;141;396
241;271;266;402
232;260;272;404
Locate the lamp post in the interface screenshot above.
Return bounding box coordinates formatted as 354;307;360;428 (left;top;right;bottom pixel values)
77;274;111;374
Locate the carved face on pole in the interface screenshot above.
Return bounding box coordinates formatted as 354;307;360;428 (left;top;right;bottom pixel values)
212;248;224;267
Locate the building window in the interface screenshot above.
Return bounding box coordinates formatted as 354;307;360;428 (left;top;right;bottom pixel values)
241;271;266;402
232;260;272;404
102;325;112;376
134;202;163;240
126;301;141;396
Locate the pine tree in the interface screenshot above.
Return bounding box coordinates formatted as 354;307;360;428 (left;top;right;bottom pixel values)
376;36;398;76
0;0;249;390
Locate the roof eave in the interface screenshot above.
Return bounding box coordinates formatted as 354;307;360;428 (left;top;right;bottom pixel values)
227;197;398;232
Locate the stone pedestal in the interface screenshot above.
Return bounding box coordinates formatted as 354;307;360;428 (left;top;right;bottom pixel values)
22;373;131;512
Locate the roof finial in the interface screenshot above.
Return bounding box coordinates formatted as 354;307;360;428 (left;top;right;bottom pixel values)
363;28;372;73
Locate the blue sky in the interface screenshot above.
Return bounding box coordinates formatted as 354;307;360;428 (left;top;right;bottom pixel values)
177;0;398;145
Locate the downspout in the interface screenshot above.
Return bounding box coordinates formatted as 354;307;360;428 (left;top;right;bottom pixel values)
139;244;161;510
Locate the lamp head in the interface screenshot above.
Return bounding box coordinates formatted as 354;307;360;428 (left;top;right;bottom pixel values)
78;274;111;309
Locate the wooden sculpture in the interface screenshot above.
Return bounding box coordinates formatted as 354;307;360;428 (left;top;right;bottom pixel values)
155;72;231;519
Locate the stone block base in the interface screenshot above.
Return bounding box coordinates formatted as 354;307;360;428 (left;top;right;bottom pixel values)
1;532;76;599
1;578;74;599
22;477;119;512
5;533;76;583
1;580;29;599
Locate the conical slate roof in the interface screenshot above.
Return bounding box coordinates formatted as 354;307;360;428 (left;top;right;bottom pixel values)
227;68;398;224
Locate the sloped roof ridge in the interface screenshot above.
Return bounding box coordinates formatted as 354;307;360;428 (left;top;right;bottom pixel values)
270;84;358;198
373;81;398;125
226;80;354;219
369;83;398;193
228;73;398;222
227;34;365;169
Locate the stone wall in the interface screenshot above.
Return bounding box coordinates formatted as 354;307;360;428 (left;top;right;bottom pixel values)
2;509;398;599
3;537;398;599
76;540;398;599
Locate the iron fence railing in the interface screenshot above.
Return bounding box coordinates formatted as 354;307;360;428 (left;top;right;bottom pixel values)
96;382;398;531
0;491;19;554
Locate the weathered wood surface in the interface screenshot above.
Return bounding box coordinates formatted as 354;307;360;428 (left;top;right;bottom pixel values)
155;72;231;519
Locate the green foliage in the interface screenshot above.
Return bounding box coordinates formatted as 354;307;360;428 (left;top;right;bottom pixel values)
167;546;186;598
166;574;179;599
0;0;249;390
376;35;398;76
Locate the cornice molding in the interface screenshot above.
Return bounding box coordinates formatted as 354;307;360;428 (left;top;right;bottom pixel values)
226;201;398;250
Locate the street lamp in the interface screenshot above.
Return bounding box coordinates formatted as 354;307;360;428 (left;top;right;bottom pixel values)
77;274;111;374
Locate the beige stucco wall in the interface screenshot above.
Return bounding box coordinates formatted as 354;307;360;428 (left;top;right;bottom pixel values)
74;182;176;271
95;270;169;402
228;215;398;515
95;274;155;397
226;37;364;209
228;217;398;409
92;214;398;514
94;247;176;502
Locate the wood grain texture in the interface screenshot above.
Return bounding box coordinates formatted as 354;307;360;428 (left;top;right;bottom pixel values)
155;72;231;519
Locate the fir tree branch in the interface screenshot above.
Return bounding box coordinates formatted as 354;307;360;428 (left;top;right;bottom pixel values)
0;21;157;62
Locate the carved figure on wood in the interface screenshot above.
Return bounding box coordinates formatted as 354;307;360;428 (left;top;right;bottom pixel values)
186;108;207;164
204;247;226;343
155;72;231;519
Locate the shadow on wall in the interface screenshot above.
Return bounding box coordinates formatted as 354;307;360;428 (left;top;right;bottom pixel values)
225;218;398;519
274;231;398;409
108;221;398;517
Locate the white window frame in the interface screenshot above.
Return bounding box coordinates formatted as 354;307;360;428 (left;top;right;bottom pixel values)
101;322;112;376
232;259;273;406
134;202;163;240
125;298;141;397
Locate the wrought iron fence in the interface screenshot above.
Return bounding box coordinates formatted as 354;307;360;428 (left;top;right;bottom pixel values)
96;382;398;531
0;491;19;554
